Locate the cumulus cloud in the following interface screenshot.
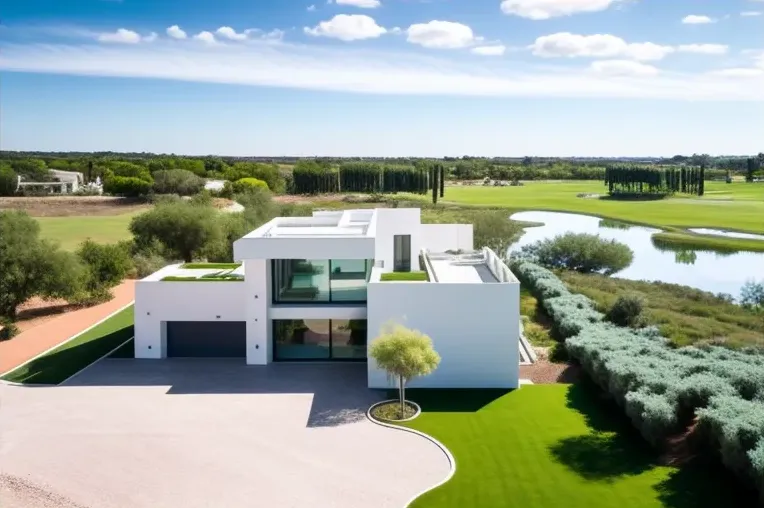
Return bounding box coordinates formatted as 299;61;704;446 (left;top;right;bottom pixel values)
590;59;659;77
406;21;480;49
334;0;381;7
166;25;187;39
471;45;506;56
500;0;625;20
193;31;217;44
97;28;143;44
304;14;386;41
682;15;715;24
710;68;764;78
531;33;673;61
143;32;158;43
2;34;763;101
244;28;285;42
677;44;728;55
216;26;247;41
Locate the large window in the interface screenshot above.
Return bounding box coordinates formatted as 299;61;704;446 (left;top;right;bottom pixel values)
273;319;367;361
272;259;371;303
393;235;411;272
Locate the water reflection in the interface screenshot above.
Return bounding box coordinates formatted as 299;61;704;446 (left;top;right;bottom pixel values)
509;211;764;297
598;219;633;231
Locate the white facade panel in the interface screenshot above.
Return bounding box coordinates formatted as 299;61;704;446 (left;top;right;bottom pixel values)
233;237;375;262
372;209;422;271
420;224;474;253
134;280;246;359
366;281;520;389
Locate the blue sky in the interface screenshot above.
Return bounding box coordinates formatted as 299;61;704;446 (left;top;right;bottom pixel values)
1;0;763;156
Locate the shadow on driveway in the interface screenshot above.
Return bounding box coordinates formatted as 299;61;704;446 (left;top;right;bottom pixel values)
65;359;382;428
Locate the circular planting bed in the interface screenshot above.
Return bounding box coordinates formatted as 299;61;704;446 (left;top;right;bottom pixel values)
369;400;422;422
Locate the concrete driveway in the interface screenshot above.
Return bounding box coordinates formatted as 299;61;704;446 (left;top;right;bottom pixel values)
0;360;450;508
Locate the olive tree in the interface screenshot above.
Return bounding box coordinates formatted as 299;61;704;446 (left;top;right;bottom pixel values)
0;211;85;319
369;324;440;416
129;201;222;262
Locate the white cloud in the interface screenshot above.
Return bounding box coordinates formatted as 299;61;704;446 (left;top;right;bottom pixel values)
334;0;381;7
216;26;247;41
500;0;625;20
193;31;217;44
682;15;715;24
166;25;187;40
590;59;659;77
143;32;158;43
304;14;386;41
307;4;317;11
531;33;673;61
471;45;506;56
677;44;728;55
407;21;480;49
710;68;764;78
97;28;142;44
244;28;285;42
741;11;762;16
2;35;763;101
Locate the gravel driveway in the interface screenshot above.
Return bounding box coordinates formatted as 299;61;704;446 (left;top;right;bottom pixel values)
0;360;450;508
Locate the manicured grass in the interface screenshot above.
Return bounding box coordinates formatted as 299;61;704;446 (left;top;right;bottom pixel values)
559;272;764;349
380;271;429;281
1;306;135;384
180;262;242;269
652;231;764;253
401;385;757;508
37;211;143;250
439;181;764;234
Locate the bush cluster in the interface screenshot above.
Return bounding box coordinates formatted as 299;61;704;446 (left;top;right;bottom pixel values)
152;169;205;196
232;177;269;193
103;176;152;197
518;232;634;275
513;261;764;494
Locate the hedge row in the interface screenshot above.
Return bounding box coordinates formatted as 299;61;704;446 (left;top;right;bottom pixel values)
513;261;764;495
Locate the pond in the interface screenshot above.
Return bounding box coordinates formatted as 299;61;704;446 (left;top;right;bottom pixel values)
509;211;764;298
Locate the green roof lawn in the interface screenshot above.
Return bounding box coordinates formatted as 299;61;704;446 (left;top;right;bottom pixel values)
401;383;757;508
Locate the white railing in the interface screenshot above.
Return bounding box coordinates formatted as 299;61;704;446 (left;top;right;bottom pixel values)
482;247;519;283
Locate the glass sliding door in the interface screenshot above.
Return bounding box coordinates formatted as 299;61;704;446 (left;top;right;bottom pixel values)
272;259;371;303
273;319;367;361
393;235;411;272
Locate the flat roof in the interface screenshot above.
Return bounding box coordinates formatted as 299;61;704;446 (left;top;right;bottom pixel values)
425;251;518;284
245;209;376;239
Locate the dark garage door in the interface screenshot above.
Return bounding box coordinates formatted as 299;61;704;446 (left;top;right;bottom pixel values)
166;321;246;358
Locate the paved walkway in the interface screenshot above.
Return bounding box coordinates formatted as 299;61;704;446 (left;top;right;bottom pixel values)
0;361;450;508
0;280;135;375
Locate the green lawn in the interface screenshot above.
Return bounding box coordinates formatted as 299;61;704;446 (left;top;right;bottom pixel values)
37;211;143;250
1;305;134;384
402;385;757;508
439;181;764;234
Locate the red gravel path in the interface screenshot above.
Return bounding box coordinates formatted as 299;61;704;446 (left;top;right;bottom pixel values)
0;281;135;376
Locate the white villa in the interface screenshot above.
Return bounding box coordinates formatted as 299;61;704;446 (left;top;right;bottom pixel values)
134;208;521;389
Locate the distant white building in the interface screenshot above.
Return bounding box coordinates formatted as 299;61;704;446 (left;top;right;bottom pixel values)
16;169;93;194
134;208;521;389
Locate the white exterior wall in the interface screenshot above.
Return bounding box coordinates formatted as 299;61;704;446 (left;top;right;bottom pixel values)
372;209;422;271
366;280;520;389
234;236;374;262
420;224;473;253
134;280;247;359
244;259;270;364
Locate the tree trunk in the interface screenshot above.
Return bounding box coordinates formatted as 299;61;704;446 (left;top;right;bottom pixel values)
399;375;405;417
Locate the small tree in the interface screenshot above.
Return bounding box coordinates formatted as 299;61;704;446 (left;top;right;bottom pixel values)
77;240;134;297
369;324;440;416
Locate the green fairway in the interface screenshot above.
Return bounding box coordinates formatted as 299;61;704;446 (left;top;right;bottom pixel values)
402;385;757;508
442;181;764;234
2;305;134;384
37;211;142;250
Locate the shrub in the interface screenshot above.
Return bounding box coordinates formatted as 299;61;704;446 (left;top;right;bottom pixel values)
152;169;205;196
606;293;645;328
0;318;19;341
224;162;285;194
741;280;764;309
625;389;680;446
232;177;269;194
519;233;634;275
0;163;17;196
103;176;152;197
132;252;170;278
77;240;133;293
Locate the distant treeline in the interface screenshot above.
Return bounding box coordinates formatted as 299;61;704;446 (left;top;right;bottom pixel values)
605;165;706;197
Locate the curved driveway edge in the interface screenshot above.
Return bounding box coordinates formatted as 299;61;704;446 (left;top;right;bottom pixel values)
367;405;456;508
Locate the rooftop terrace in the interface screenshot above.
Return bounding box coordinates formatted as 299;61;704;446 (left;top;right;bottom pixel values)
250;209;376;238
423;249;518;284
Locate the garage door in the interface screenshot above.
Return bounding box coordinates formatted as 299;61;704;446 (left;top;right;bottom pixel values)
166;321;246;358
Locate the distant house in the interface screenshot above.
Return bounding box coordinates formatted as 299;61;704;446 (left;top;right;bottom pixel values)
16;170;99;195
134;207;522;389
